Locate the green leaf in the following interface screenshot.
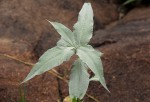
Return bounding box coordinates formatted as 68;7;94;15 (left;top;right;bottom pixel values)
22;46;74;83
72;97;82;102
48;21;75;46
76;45;109;92
123;0;136;5
73;3;93;45
69;59;90;99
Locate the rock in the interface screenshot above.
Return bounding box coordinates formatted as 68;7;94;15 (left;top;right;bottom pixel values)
0;0;118;101
0;0;119;57
0;56;59;102
33;0;119;56
51;6;150;102
90;19;150;47
90;0;119;25
87;7;150;102
123;7;150;22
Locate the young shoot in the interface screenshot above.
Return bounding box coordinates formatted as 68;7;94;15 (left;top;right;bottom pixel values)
22;3;109;101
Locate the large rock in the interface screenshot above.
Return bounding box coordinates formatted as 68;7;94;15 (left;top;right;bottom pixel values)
123;7;150;22
87;8;150;102
33;0;119;56
0;56;59;102
55;7;150;102
0;0;118;102
0;0;118;57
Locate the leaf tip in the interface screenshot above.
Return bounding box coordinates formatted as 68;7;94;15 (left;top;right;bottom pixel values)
84;2;92;7
102;83;111;93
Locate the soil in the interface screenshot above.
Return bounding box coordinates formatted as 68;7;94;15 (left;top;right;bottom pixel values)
0;0;150;102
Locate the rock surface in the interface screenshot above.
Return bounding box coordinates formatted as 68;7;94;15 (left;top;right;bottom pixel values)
58;6;150;102
0;0;150;102
0;0;118;102
50;6;150;102
88;8;150;102
0;57;59;102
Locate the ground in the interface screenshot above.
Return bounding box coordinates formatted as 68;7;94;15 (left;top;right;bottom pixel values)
0;0;150;102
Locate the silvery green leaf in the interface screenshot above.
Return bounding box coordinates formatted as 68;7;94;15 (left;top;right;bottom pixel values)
22;46;75;83
48;21;75;46
57;38;69;47
69;59;90;99
76;45;109;92
73;3;93;45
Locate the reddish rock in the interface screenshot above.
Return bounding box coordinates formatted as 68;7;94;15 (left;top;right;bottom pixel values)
88;7;150;102
33;0;119;56
55;7;150;102
0;56;59;102
123;7;150;22
0;0;134;102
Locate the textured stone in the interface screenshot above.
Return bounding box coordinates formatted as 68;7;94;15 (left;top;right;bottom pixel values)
0;0;127;101
88;7;150;102
0;56;59;102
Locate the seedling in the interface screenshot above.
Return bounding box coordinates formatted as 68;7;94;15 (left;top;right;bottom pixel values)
22;3;109;101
